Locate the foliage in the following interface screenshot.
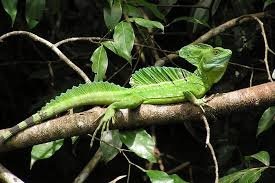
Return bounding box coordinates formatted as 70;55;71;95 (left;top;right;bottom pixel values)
219;151;270;183
147;170;189;183
31;139;64;168
1;0;45;28
257;106;275;136
1;0;18;25
0;0;274;182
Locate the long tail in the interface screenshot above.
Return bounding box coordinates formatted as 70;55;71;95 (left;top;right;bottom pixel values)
0;82;128;144
0;113;43;143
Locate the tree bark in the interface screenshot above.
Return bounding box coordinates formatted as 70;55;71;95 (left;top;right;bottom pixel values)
0;82;274;152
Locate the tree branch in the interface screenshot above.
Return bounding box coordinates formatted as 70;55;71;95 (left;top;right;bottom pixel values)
0;31;91;83
0;163;24;183
0;82;274;152
154;12;265;66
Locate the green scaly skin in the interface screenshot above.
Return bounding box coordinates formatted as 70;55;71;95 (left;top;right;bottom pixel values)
0;43;232;144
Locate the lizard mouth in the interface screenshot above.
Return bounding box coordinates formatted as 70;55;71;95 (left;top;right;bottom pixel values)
202;48;232;71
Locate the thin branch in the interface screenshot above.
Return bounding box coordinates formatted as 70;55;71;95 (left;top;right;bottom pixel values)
55;36;175;54
167;162;190;174
0;31;91;83
0;82;274;152
244;15;273;82
73;149;103;183
108;175;127;183
207;143;219;183
0;163;24;183
201;115;218;183
193;12;264;43
54;37;109;47
154;12;265;66
122;151;146;172
229;62;265;71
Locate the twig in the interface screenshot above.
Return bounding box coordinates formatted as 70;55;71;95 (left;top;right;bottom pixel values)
229;62;265;71
0;31;91;83
167;161;190;174
201;115;210;146
0;163;24;183
193;12;264;43
108;175;127;183
207;142;219;183
55;36;175;54
154;53;179;66
154;12;265;66
73;149;103;183
243;15;273;82
54;37;108;47
201;115;219;183
122;151;146;172
250;68;254;87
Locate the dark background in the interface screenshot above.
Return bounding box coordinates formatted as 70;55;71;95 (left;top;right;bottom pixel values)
0;0;274;182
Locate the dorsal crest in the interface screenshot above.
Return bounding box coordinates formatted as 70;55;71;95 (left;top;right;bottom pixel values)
130;66;192;87
42;82;125;109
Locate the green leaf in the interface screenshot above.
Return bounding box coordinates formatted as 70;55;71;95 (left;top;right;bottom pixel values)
25;0;46;29
122;4;143;18
113;21;135;63
100;130;122;163
102;41;117;54
103;0;122;30
238;168;266;183
257;106;275;136
130;17;164;31
146;170;174;183
102;22;135;63
264;0;275;10
190;0;212;33
219;168;266;183
167;16;210;28
246;151;270;166
31;139;64;168
91;45;108;82
120;130;156;163
170;174;189;183
219;169;246;183
1;0;18;25
128;0;165;20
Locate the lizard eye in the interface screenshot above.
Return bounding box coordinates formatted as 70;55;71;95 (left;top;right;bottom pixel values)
213;49;220;55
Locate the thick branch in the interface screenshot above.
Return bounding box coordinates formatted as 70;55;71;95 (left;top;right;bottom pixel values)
0;82;274;152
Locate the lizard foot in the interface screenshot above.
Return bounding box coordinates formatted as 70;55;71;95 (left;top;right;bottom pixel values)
90;107;115;148
183;91;215;113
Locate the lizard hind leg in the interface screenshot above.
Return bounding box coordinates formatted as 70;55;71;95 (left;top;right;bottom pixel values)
90;95;144;149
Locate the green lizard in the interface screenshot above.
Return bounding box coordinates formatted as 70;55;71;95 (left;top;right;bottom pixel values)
0;43;232;144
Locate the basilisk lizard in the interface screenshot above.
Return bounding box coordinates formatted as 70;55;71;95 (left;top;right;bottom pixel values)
0;43;232;144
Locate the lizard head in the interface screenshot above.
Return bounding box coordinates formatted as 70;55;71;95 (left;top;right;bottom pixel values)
179;43;232;86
